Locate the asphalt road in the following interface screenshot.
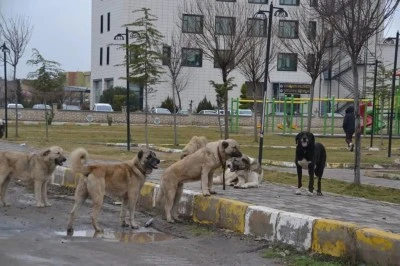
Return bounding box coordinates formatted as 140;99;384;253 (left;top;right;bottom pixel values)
0;181;283;266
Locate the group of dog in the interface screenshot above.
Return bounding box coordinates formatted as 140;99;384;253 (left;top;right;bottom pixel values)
0;131;326;235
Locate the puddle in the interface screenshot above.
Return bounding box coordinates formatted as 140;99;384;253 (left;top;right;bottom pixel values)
55;227;174;243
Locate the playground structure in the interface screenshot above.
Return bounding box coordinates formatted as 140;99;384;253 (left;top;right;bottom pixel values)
230;95;400;136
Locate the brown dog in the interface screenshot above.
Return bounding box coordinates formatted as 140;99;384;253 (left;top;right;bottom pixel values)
66;148;160;235
180;135;208;159
157;139;242;223
0;146;66;207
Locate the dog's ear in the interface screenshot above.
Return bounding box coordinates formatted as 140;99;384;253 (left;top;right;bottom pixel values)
222;140;229;149
295;133;301;144
138;150;144;159
308;132;315;144
41;149;51;157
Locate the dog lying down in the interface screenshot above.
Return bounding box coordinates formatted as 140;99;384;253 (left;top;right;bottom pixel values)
213;154;263;189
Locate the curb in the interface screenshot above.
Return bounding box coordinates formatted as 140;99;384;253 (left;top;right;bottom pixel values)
52;166;400;265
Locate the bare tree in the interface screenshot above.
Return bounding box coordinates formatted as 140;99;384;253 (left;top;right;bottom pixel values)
162;31;190;145
278;5;339;132
181;0;258;139
0;14;33;80
238;33;277;142
315;0;399;184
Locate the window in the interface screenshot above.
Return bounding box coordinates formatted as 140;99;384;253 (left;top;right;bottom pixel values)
217;0;236;2
279;0;300;5
100;47;103;66
307;54;315;72
247;18;267;37
162;45;171;65
278;20;299;38
215;16;235;35
106;46;110;65
105;78;114;89
249;0;268;3
214;50;234;68
310;0;318;7
277;53;297;71
308;21;317;40
100;15;103;33
182;48;202;67
182;14;203;34
107;12;110;31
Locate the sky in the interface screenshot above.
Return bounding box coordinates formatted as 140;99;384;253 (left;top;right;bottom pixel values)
0;0;399;80
0;0;91;79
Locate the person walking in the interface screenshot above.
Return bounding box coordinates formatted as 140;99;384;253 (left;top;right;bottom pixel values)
343;106;355;151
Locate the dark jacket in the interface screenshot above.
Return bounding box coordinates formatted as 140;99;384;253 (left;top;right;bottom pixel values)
343;106;355;134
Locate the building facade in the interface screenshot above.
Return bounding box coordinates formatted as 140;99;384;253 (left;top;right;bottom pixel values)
91;0;397;114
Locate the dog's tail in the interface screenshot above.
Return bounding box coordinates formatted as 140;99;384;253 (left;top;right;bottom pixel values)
69;148;90;176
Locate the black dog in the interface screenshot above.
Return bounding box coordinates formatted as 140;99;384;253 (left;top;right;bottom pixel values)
295;131;326;196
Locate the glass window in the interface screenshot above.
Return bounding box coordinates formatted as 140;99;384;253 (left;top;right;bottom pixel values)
247;18;267;37
277;53;297;71
106;46;110;65
182;14;203;34
100;15;103;33
310;0;318;7
308;21;317;40
100;47;103;66
249;0;268;3
107;12;110;31
162;45;171;65
217;0;236;2
307;54;315;72
215;16;235;35
279;0;300;5
105;78;114;89
214;50;234;68
278;20;299;38
182;48;202;67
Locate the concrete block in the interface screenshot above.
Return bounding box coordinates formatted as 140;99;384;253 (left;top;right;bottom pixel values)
193;195;221;225
312;219;357;259
218;198;250;233
139;182;157;210
276;211;316;250
52;166;66;185
244;206;280;241
356;228;400;266
178;189;200;219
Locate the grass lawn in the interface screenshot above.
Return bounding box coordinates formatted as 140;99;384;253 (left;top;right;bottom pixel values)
3;122;400;204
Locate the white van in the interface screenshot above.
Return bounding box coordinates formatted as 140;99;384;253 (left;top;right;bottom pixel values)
93;103;113;112
7;103;24;109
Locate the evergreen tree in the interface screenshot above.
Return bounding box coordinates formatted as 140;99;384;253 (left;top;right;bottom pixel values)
125;8;164;147
196;96;214;113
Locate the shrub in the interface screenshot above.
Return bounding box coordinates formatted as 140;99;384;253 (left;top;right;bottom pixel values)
196;96;214;113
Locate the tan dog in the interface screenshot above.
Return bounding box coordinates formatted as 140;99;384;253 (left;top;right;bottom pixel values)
157;139;242;223
66;148;160;235
0;146;66;207
180;135;208;159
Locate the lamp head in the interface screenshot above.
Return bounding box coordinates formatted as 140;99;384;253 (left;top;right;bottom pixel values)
0;42;10;53
114;34;125;41
274;8;288;17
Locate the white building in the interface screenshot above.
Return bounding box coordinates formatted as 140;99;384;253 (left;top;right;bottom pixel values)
91;0;397;114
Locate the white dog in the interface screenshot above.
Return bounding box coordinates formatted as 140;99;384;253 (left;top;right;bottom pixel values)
213;155;263;188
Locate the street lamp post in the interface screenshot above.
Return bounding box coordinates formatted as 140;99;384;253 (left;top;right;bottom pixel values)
370;59;381;148
114;27;138;151
256;3;288;165
1;42;10;138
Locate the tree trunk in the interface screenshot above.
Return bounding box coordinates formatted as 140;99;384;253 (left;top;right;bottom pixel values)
222;71;229;140
172;79;178;146
306;79;317;132
351;61;361;185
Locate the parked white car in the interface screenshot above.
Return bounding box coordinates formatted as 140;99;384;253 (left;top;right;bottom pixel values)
33;104;52;110
7;103;24;109
93;103;113;112
151;107;171;114
198;110;217;115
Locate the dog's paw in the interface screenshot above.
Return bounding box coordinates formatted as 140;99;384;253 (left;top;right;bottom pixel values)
166;218;175;224
307;191;314;196
36;203;45;208
172;216;183;223
202;191;211;196
45;203;52;207
121;221;129;227
295;189;302;195
209;190;217;195
95;227;104;233
317;191;323;196
130;223;139;229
